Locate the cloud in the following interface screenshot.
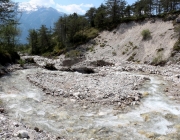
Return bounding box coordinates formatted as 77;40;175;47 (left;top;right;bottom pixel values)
56;3;93;14
19;0;93;14
29;0;55;7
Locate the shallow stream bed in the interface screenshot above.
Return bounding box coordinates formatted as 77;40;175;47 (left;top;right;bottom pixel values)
0;68;180;139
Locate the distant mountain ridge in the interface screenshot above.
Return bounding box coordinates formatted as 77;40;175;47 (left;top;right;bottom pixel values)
18;6;65;44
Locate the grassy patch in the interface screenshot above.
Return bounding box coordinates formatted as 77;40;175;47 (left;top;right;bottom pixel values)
129;41;133;46
141;29;151;40
88;46;95;52
65;50;83;58
100;44;106;47
90;60;114;67
127;53;136;61
62;58;82;67
85;28;99;40
174;24;180;33
151;55;166;66
173;39;180;52
18;59;26;67
157;48;164;52
133;46;138;50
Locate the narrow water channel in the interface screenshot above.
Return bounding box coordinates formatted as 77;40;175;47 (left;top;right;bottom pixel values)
0;68;180;139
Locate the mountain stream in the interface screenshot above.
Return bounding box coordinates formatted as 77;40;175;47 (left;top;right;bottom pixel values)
0;68;180;139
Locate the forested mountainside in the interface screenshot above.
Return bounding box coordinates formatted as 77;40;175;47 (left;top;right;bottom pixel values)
1;0;180;65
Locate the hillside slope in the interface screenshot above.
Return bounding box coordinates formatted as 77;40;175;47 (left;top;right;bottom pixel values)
83;19;177;64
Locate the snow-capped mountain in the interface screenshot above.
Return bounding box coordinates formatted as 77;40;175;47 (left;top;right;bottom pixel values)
18;2;39;13
18;4;65;44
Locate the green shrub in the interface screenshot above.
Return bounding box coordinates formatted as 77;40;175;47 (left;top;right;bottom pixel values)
133;46;138;50
85;28;99;40
89;46;95;52
141;29;151;40
151;55;166;66
127;56;134;61
90;60;114;67
129;41;133;46
62;58;82;67
127;53;136;61
157;48;164;52
18;59;25;67
100;44;105;47
42;52;52;57
73;33;87;43
173;40;180;52
174;24;180;33
65;50;82;58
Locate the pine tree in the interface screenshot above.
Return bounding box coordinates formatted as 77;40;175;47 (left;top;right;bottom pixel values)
94;4;108;29
38;25;52;54
106;0;127;23
27;29;38;54
85;7;97;27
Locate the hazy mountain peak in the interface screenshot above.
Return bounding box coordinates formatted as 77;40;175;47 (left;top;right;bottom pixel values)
18;4;65;44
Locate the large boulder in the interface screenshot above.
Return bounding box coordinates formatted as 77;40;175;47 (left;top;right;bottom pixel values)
17;130;29;139
44;63;57;70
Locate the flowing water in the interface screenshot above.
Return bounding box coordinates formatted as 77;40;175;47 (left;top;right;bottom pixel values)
0;68;180;139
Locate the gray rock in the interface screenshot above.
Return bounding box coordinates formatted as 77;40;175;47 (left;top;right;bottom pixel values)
176;16;180;23
13;122;19;127
17;130;29;139
0;108;4;113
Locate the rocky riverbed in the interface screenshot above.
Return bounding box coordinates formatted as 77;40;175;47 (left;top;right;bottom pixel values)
0;55;180;139
27;68;146;108
0;113;57;140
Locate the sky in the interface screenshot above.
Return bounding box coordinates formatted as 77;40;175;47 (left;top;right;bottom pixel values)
14;0;135;14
